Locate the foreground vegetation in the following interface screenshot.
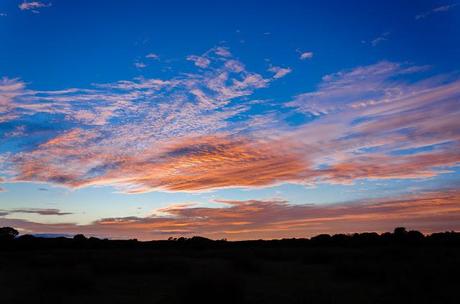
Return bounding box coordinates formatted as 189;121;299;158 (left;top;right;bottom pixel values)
0;227;459;304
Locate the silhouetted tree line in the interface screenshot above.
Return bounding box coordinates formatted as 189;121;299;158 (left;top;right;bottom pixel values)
1;226;460;304
1;226;459;250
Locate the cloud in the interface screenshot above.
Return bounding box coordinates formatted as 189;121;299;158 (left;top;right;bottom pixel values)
299;51;313;60
1;47;284;192
13;134;307;192
314;151;460;184
0;77;26;122
5;125;26;138
433;4;458;12
2;208;72;216
134;61;147;69
0;13;7;17
0;77;26;104
214;47;231;57
1;189;459;240
145;53;158;59
1;49;460;193
371;32;389;47
0;47;270;126
285;61;460;184
268;66;292;79
416;4;458;20
287;61;429;115
187;55;211;68
19;1;51;12
224;60;245;73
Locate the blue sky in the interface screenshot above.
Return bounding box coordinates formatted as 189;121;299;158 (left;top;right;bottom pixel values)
0;0;459;239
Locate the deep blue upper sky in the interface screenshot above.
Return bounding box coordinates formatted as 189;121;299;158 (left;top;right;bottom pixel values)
1;0;459;89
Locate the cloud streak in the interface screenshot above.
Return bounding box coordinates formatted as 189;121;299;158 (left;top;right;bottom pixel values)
1;189;459;240
371;32;389;46
19;1;51;12
13;134;307;192
416;4;458;20
1;208;72;216
299;51;313;60
268;66;292;79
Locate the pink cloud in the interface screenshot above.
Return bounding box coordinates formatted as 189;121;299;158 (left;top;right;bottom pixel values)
268;66;292;79
19;1;51;12
1;57;460;193
187;55;211;68
13;134;308;192
2;189;459;240
214;47;231;57
300;51;313;60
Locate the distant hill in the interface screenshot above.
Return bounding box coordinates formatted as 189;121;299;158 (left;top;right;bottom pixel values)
32;233;74;238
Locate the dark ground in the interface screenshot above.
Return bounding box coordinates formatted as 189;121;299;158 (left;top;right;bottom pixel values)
0;227;459;304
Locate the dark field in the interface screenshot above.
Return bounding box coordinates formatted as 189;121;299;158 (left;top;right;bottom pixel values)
1;228;459;304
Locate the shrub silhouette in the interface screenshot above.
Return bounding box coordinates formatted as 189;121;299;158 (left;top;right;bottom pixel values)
73;234;87;241
0;227;19;241
394;227;407;236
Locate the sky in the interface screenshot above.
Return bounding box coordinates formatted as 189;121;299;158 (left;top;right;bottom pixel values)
0;0;459;240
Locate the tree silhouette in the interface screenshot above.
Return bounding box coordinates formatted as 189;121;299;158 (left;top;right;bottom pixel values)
394;227;407;236
0;227;19;241
73;234;87;241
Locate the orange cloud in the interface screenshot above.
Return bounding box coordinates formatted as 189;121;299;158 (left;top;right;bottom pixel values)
4;62;460;192
2;189;459;240
111;136;309;192
14;133;308;192
316;150;460;184
12;128;460;192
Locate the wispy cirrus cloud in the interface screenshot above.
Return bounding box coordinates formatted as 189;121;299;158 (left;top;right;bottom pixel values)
0;77;27;122
0;77;26;103
19;1;51;13
145;53;159;59
1;208;72;216
371;32;389;47
0;47;269;126
285;62;460;185
187;55;211;68
287;61;432;115
299;51;313;60
214;46;231;57
416;3;458;20
1;47;282;191
268;66;292;79
1;189;459;240
12;133;306;192
1;47;459;193
134;61;147;69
